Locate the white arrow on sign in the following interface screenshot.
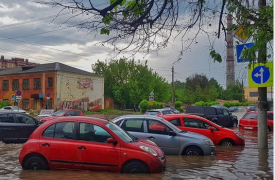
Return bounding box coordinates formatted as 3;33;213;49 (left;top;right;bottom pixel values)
254;67;264;84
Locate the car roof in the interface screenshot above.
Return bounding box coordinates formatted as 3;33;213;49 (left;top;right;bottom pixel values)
113;114;164;120
48;116;109;124
0;110;24;114
147;109;170;112
161;113;204;119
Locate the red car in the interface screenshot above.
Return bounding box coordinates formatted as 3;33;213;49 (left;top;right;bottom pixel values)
19;116;166;173
239;111;273;131
160;114;245;146
41;109;85;122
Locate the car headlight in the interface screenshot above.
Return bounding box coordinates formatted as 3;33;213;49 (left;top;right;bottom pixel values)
204;139;214;146
234;132;244;139
140;146;157;156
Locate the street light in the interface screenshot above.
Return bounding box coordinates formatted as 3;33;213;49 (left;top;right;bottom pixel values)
172;58;182;106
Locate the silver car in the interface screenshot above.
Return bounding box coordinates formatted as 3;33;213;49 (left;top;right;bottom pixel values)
113;115;215;156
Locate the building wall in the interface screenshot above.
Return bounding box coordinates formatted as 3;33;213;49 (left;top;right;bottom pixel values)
56;72;104;111
0;72;56;110
244;87;273;102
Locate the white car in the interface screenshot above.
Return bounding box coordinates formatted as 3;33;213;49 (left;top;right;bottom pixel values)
37;109;55;120
0;106;26;113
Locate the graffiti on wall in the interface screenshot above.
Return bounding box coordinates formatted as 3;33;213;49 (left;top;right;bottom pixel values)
60;97;102;111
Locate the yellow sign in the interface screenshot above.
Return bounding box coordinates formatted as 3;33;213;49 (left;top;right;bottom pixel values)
234;25;249;43
248;62;273;88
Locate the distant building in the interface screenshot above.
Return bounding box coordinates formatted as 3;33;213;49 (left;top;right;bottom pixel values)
0;55;36;69
244;87;273;102
0;62;104;111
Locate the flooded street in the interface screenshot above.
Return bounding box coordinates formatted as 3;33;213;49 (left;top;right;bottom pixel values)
0;110;273;180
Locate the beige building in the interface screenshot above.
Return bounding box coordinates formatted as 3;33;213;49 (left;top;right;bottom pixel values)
244;87;273;102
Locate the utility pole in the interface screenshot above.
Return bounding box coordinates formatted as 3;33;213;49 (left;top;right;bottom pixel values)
172;65;175;105
171;58;182;106
258;0;268;149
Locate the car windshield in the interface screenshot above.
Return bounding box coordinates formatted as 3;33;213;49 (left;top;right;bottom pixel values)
52;110;65;116
105;122;133;143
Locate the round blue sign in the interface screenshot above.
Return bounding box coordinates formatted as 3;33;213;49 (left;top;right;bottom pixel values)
47;93;50;97
252;66;270;84
16;90;21;96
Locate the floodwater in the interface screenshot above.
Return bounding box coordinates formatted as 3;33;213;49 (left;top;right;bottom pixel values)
0;110;273;180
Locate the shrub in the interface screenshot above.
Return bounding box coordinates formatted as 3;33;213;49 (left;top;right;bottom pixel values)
175;101;183;108
139;100;150;113
0;101;9;108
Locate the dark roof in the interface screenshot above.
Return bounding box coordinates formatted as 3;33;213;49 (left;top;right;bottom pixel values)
0;62;101;77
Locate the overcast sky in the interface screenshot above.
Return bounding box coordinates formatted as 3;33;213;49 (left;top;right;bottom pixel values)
0;0;256;88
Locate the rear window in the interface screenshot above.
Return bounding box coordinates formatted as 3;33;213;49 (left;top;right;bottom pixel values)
204;107;216;115
145;111;159;115
169;118;181;126
242;113;258;119
185;106;204;114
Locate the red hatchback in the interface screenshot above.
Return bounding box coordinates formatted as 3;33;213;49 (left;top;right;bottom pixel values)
161;114;245;146
19;117;165;173
239;111;273;131
41;109;85;122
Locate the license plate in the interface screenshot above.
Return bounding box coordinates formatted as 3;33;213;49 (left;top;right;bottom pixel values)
244;127;253;129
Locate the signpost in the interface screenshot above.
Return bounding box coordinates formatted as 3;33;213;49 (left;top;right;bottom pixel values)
248;62;273;88
236;43;254;63
149;91;154;106
11;94;15;102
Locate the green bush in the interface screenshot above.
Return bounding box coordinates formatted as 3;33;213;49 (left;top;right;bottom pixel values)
0;101;9;108
194;101;220;107
139;100;150;113
175;101;183;108
176;107;184;113
195;101;205;106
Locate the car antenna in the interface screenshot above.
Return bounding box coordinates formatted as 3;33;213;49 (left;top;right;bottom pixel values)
104;115;110;121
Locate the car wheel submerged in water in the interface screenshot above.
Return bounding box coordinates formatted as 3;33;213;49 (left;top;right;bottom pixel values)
123;161;149;173
23;156;49;170
219;139;235;147
183;146;203;156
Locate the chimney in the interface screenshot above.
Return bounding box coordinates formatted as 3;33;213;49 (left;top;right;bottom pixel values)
25;59;28;64
55;62;60;70
1;56;4;60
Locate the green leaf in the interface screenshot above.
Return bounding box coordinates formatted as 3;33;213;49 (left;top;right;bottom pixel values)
100;28;110;35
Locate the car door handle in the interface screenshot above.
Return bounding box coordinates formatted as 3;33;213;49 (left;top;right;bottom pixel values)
42;143;50;147
148;136;155;140
78;146;86;150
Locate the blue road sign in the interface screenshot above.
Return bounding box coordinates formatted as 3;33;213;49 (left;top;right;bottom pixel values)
149;96;154;101
236;43;254;62
47;93;50;97
16;90;21;96
252;66;270;84
11;94;15;102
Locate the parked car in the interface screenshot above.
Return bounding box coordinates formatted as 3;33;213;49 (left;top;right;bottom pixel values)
113;115;215;156
0;106;26;113
37;109;55;120
239;111;273;131
145;109;176;116
19;116;166;173
246;105;256;112
162;105;179;114
0;111;42;143
160;114;245;146
185;106;238;128
40;109;85;122
228;106;238;112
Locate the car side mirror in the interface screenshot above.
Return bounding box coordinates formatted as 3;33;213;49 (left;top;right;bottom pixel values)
229;112;232;115
168;131;177;136
107;138;117;144
208;126;214;132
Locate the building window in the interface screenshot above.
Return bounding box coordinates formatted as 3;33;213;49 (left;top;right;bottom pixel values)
12;79;19;90
34;78;41;89
3;80;9;91
22;99;29;109
47;77;53;88
249;92;258;97
23;79;29;90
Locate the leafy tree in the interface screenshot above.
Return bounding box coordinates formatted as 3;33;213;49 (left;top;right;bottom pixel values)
92;58;170;105
209;78;223;99
222;80;244;102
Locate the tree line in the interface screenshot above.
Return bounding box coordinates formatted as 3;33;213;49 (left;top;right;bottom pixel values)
92;58;244;107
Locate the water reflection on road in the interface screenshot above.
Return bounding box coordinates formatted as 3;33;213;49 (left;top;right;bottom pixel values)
0;129;273;180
